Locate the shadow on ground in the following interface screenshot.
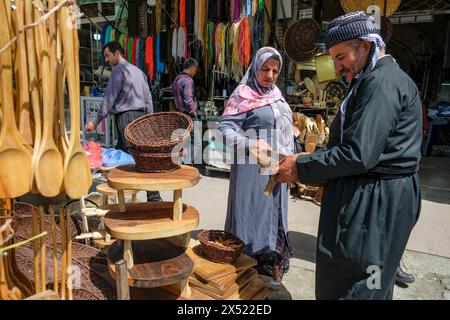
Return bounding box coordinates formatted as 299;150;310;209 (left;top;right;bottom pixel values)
288;231;317;264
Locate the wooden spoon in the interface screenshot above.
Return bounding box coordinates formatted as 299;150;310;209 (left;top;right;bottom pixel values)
13;0;34;147
33;5;64;197
24;0;42;194
0;0;32;199
59;5;92;199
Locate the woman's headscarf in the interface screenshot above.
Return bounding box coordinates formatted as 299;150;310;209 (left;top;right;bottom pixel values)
223;47;284;116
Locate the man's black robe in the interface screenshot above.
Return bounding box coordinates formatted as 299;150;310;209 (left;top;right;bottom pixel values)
296;56;422;299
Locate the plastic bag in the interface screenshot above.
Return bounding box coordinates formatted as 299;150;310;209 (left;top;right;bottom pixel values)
83;141;103;169
102;148;135;168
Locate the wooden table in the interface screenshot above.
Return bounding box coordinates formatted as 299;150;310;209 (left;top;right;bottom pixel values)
103;165;200;298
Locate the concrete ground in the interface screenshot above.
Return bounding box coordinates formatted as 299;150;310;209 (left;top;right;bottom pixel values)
143;156;450;300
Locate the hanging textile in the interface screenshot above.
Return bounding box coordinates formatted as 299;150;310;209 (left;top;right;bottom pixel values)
119;33;124;48
252;10;264;55
179;0;186;27
172;28;178;59
109;26;115;42
208;22;214;68
128;37;134;63
156;0;162;34
194;0;199;39
136;37;140;66
174;0;179;26
177;27;185;59
246;0;251;16
123;34;129;58
186;0;195;34
148;5;157;36
132;37;138;65
238;17;251;70
100;24;109;46
104;24;112;44
232;21;241;82
231;0;240;23
145;36;154;80
156;34;166;74
138;37;146;72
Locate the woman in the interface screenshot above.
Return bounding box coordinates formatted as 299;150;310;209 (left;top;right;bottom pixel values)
218;47;294;280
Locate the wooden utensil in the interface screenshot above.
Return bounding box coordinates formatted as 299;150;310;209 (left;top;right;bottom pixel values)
49;206;58;295
65;208;72;300
0;0;32;199
24;0;43;194
12;0;34;147
33;15;64;197
59;5;92;199
59;207;66;300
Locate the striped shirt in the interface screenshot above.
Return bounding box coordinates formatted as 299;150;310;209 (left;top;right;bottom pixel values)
171;72;197;117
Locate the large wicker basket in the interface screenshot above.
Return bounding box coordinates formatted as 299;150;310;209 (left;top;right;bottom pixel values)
198;230;245;264
125;112;193;153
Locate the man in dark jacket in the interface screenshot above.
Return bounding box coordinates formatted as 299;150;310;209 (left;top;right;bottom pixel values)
276;12;422;299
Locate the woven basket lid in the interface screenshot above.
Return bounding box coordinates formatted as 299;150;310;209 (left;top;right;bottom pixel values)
340;0;401;17
284;18;320;62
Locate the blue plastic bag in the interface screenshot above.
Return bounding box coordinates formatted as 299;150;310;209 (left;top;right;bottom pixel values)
102;148;135;168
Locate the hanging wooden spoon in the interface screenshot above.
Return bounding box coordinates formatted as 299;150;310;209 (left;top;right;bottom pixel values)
0;0;32;199
59;5;92;199
12;0;34;148
24;0;42;194
33;15;64;197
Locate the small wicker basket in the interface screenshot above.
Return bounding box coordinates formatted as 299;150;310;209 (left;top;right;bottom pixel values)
198;230;245;264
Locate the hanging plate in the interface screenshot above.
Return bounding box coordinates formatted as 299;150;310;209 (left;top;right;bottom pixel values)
340;0;401;17
284;18;320;63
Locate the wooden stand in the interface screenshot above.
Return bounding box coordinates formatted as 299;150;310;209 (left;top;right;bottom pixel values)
103;165;200;299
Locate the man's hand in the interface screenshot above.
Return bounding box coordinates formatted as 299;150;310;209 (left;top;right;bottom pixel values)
276;152;309;183
85;121;97;132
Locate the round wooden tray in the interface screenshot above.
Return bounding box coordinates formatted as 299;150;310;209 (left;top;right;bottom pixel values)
107;238;194;288
102;201;199;240
107;165;199;191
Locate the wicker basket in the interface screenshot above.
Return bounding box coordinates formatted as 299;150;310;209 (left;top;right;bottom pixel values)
198;230;245;264
129;148;186;173
125;112;193;153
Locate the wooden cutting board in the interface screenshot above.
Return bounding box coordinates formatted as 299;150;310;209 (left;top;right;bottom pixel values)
238;276;266;300
189;267;258;298
187;241;257;282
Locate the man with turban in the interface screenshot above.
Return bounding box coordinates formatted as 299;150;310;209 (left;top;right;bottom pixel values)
276;12;422;299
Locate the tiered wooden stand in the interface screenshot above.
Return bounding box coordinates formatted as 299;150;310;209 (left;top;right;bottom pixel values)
102;165;200;299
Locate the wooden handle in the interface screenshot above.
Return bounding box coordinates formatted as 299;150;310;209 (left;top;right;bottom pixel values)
264;175;278;197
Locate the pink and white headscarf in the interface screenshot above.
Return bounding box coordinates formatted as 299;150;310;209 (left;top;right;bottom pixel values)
222;47;284;116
